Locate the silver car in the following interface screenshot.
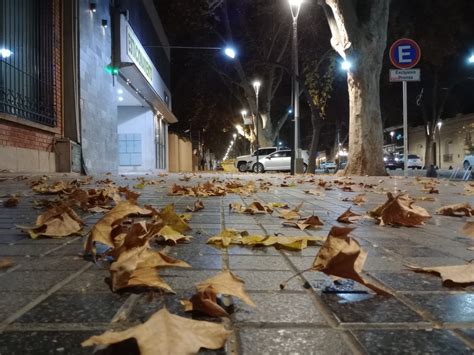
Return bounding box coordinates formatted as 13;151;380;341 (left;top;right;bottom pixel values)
251;150;309;173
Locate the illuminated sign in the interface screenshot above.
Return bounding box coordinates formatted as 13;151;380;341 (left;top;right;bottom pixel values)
127;25;153;84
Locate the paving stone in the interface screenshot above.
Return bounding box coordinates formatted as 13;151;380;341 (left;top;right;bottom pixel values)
0;244;57;256
233;291;327;325
239;328;352;355
16;256;86;271
406;293;474;323
0;331;95;355
369;271;474;292
60;269;111;293
0;292;41;321
352;329;473;354
229;255;291;271
229;270;306;291
16;293;128;323
0;271;73;292
385;246;450;257
321;293;423;323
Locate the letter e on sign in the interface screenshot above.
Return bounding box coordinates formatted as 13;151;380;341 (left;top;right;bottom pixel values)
390;39;421;69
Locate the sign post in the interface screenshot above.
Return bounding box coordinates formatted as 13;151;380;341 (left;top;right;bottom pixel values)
389;38;421;177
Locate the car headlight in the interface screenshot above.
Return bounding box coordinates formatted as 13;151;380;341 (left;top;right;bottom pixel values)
395;158;399;162
383;157;387;162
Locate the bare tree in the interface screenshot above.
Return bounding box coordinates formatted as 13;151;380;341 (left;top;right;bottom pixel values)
320;0;390;175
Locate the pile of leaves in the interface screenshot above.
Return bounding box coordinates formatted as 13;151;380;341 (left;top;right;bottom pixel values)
207;229;324;250
170;180;256;197
369;193;431;226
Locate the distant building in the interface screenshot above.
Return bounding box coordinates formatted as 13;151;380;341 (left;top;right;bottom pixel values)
408;114;474;168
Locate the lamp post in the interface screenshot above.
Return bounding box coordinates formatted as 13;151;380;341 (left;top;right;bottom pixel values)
289;0;303;174
437;121;442;169
253;80;261;173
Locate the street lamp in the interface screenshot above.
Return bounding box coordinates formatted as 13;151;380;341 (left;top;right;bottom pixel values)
468;54;474;64
253;80;261;173
289;0;303;174
437;121;442;169
341;59;352;71
0;48;13;59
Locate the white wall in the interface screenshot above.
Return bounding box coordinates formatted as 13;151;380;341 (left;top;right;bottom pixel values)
118;106;156;173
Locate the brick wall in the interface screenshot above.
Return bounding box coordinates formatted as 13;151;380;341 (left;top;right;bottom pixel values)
0;0;62;172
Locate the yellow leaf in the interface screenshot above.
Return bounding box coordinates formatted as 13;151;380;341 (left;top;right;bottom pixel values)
159;204;191;233
436;203;473;217
406;263;474;286
157;225;192;245
82;308;231;354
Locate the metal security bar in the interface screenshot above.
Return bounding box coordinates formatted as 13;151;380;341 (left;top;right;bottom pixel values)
0;0;57;126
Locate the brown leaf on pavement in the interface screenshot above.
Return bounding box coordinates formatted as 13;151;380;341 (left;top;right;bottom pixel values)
0;258;13;269
460;221;474;238
17;205;83;239
186;200;205;212
406;263;474;286
184;270;255;317
282;215;324;230
31;180;71;194
369;193;431;226
436;203;473;217
110;246;189;292
82;308;231;354
278;202;303;220
85;201;151;253
352;194;367;206
311;227;390;295
229;201;272;215
3;196;19;207
337;208;362;224
156;225;193;245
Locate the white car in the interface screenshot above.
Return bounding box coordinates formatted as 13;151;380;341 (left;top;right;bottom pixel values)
463;154;474;170
320;161;337;170
234;147;278;172
251;150;309;173
399;154;423;169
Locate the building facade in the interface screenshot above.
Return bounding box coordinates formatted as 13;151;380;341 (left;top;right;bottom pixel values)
0;0;176;174
0;0;62;172
408;114;474;169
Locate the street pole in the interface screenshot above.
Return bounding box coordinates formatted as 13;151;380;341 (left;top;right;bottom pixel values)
253;81;261;173
403;81;408;177
438;123;442;169
290;2;301;175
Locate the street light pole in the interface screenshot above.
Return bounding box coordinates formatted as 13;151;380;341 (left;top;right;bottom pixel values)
437;121;442;169
253;81;261;173
289;0;302;174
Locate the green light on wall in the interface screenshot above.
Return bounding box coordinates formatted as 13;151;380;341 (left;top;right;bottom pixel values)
105;65;119;75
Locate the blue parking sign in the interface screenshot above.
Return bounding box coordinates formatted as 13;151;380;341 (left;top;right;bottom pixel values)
389;38;421;69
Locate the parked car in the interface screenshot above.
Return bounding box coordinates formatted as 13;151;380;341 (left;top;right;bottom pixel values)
234;147;278;172
400;154;423;169
251;149;309;173
384;154;403;170
320;161;337;171
463;154;474;170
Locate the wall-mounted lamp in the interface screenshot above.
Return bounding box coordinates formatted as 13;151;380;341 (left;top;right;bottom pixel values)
101;19;108;28
89;2;97;13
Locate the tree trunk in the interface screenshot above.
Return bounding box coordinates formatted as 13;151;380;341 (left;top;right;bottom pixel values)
344;55;386;176
307;118;322;174
424;130;435;168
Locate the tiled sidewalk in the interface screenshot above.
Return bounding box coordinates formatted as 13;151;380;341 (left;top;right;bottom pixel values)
0;173;473;354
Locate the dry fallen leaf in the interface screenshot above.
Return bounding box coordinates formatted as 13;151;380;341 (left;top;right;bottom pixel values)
17;205;83;239
436;203;473;217
186;200;205;212
158;204;191;234
278;202;303;220
85;201;151;253
82;308;231;354
3;196;19;208
460;222;474;238
406;263;474;286
351;194;367;206
369;193;431;226
0;258;13;269
282;215;324;230
303;227;389;295
184;270;255;317
207;230;324;251
157;225;193;245
229;202;272;215
337;208;362;224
